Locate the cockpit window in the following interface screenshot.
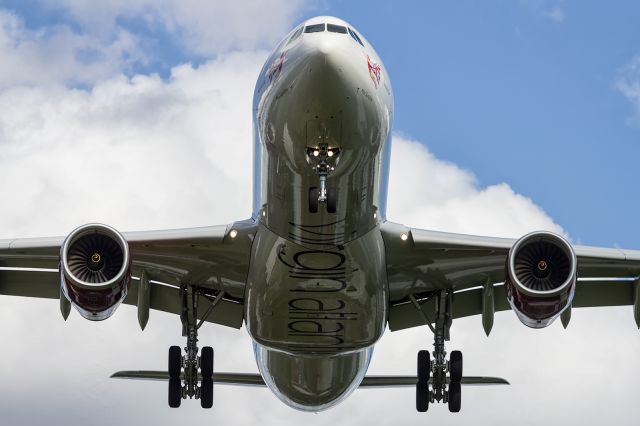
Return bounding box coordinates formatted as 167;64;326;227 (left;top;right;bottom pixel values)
327;24;347;34
348;27;364;47
288;26;303;44
304;23;325;33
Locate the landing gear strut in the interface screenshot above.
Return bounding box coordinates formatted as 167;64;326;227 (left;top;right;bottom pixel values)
306;143;340;213
413;290;464;413
168;285;224;409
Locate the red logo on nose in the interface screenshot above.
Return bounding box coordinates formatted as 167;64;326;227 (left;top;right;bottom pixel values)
367;55;381;88
267;52;285;83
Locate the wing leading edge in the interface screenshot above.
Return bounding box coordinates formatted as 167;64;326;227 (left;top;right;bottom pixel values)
0;219;257;328
381;222;640;331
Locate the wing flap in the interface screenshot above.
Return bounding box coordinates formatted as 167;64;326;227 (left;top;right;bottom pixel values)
388;278;639;332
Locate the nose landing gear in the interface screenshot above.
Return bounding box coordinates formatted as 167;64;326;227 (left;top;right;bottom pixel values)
306;143;340;213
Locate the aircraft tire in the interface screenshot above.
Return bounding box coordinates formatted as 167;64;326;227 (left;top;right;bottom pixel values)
450;350;463;383
417;350;430;382
200;379;213;409
168;377;182;408
201;346;214;380
448;382;461;413
327;188;337;213
416;382;429;412
169;346;181;378
309;187;319;213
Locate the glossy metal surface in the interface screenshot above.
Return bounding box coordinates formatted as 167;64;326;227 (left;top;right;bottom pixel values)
252;15;393;240
246;16;393;409
2;13;640;414
254;343;373;411
245;223;387;354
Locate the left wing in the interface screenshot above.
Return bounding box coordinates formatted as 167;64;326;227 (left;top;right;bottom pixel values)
0;219;257;328
380;222;640;331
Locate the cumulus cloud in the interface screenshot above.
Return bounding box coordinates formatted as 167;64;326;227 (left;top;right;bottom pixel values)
0;4;637;426
615;55;640;127
39;0;309;56
0;51;266;237
387;137;565;238
0;9;140;88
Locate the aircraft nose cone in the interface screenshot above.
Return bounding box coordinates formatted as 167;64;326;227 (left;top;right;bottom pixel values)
302;35;352;76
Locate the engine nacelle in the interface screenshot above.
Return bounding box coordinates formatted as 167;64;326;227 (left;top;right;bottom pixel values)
60;223;131;321
506;231;577;328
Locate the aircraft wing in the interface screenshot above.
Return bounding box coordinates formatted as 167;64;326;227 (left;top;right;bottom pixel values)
381;222;640;332
0;219;257;329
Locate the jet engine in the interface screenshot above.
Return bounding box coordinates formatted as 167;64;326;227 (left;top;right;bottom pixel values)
60;224;131;321
505;231;577;328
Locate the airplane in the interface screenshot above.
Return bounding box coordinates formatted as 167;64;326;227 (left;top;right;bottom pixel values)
1;15;639;414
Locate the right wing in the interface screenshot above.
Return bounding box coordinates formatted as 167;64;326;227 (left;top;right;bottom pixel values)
381;222;640;331
0;218;257;328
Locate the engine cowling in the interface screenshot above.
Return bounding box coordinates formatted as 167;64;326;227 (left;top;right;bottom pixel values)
60;223;131;321
506;231;577;328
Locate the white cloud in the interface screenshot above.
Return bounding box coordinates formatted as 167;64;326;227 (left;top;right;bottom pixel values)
0;5;638;425
615;55;640;127
0;10;140;88
0;51;265;238
387;137;565;238
40;0;309;56
0;46;598;424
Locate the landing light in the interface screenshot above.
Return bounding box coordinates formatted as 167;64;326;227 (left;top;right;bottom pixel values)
328;150;334;157
400;233;408;241
313;150;319;157
229;230;238;239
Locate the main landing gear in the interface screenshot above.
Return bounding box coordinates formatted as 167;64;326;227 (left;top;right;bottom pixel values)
306;143;340;214
168;285;225;409
412;290;464;413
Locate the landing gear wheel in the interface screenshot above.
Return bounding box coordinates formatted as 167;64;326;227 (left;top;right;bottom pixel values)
327;188;337;213
448;382;461;413
200;346;214;380
169;346;181;378
200;379;213;409
309;187;319;213
168;377;182;408
199;347;214;408
416;382;429;412
449;350;463;383
417;350;430;382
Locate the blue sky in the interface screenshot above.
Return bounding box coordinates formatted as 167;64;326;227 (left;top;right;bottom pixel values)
2;0;638;246
321;1;640;247
0;2;639;425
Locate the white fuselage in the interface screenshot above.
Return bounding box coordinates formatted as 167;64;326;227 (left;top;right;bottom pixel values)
245;16;394;411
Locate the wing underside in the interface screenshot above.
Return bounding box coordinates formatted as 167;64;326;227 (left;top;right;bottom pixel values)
0;219;257;328
380;222;640;331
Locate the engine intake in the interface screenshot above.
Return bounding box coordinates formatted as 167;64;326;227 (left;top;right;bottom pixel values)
506;231;577;328
60;224;131;321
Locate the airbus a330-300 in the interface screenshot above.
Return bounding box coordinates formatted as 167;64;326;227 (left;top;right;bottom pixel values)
1;16;639;413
